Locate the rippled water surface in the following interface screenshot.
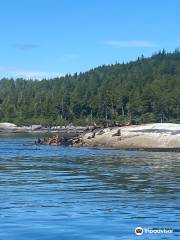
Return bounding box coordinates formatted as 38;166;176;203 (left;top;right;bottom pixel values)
0;134;179;240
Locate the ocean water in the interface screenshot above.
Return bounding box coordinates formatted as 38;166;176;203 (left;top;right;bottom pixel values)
0;134;179;240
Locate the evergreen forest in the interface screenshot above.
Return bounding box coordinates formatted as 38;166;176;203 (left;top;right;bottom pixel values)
0;49;180;126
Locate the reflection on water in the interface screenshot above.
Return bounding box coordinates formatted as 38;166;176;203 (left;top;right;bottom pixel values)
0;134;179;239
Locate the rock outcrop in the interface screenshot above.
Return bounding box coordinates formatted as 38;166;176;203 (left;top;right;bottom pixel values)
73;123;180;150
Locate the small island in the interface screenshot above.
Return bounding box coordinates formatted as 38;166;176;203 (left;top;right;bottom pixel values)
1;122;180;151
74;123;180;151
43;123;180;151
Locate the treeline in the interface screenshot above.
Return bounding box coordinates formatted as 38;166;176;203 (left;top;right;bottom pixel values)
0;49;180;126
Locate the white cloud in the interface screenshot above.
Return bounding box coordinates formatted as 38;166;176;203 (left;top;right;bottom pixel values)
102;40;156;48
0;66;63;79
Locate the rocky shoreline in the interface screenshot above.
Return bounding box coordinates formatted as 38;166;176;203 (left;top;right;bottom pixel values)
34;123;180;151
72;123;180;150
0;122;85;134
1;122;180;151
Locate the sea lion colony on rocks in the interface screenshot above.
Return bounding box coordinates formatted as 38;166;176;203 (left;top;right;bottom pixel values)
35;123;122;147
35;123;180;150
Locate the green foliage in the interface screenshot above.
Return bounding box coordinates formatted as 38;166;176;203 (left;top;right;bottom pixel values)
0;50;180;126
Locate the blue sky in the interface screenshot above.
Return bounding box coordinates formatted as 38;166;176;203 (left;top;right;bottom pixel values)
0;0;179;79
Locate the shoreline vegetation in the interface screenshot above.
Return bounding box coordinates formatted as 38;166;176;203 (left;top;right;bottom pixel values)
1;122;180;151
0;50;180;127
